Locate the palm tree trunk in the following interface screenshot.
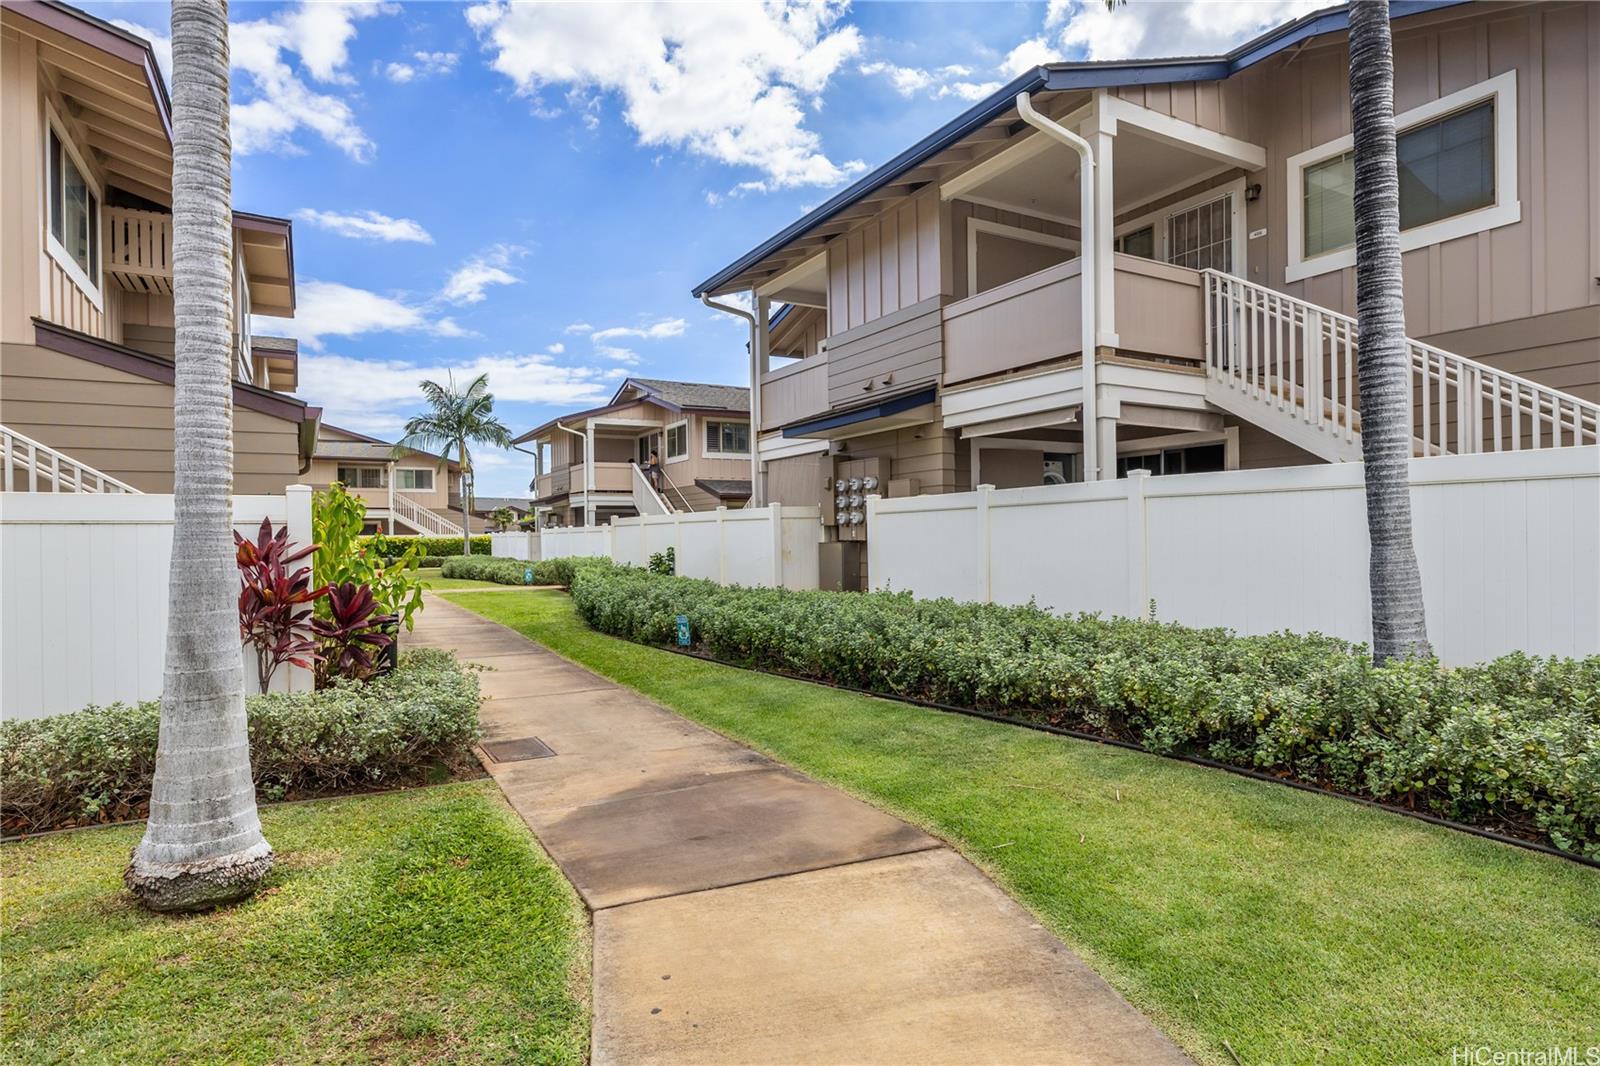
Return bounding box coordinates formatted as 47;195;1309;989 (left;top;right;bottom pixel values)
127;0;273;911
460;438;472;554
1350;0;1431;663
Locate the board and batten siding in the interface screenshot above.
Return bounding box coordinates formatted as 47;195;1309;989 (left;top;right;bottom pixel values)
827;189;946;335
1118;3;1600;338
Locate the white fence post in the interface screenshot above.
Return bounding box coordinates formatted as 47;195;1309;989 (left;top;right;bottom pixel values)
716;507;728;584
769;502;784;588
864;494;880;591
283;484;315;693
1125;470;1150;619
977;484;994;604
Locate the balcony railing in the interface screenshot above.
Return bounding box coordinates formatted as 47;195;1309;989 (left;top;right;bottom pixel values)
761;355;829;431
105;207;172;295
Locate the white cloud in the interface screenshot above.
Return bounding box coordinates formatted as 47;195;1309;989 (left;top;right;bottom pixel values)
590;318;686;343
254;279;462;351
440;244;524;305
231;2;393;161
465;0;866;190
546;342;565;355
295;208;433;243
564;322;594;335
859;61;998;102
385;49;458;83
1038;0;1326;64
596;345;640;366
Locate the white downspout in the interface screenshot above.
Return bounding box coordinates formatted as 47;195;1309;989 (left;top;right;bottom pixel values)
1016;92;1101;482
700;292;763;506
554;421;588;525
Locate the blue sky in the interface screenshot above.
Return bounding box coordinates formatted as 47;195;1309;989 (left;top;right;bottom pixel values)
88;0;1317;496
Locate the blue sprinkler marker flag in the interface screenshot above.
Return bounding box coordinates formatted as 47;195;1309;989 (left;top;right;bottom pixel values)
676;614;691;646
523;566;534;585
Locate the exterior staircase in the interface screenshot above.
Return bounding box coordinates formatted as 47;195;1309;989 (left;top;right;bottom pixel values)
391;492;463;536
633;463;697;514
1201;271;1599;462
1;425;141;493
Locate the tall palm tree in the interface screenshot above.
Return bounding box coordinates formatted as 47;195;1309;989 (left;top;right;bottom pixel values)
395;373;513;552
1349;0;1431;662
126;0;274;911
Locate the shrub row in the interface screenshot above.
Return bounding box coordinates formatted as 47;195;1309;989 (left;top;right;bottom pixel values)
440;554;603;588
360;534;491;559
0;649;481;836
569;563;1600;857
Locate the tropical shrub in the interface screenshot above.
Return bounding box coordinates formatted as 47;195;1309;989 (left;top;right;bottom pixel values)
568;563;1600;857
235;517;326;693
0;650;480;835
314;582;397;686
440;554;604;588
313;485;426;630
361;534;491;559
648;547;676;576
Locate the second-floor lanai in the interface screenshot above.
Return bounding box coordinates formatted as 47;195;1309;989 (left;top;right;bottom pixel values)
694;0;1598;505
514;378;752;527
0;0;314;494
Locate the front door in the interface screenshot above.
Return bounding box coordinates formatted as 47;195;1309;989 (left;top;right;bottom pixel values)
638;431;662;466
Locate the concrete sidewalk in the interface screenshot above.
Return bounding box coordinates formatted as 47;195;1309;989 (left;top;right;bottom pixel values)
411;594;1193;1066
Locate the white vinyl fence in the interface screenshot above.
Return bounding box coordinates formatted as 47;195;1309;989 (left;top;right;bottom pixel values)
867;448;1599;665
1;486;315;721
489;531;535;559
610;505;822;590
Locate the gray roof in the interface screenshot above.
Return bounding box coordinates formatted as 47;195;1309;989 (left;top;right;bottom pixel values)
313;440;457;466
472;496;532;513
694;478;753;499
622;378;749;413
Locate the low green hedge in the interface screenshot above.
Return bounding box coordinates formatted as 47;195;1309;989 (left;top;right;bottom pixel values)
360;534;491;559
569;563;1600;858
0;650;481;836
440;554;603;588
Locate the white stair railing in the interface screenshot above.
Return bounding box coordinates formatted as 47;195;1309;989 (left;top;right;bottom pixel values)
1;425;142;493
631;462;672;515
392;491;463;536
1204;270;1599;456
657;466;695;513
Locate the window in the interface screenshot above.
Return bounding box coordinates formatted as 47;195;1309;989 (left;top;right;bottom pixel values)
1115;443;1226;478
337;465;385;489
665;421;688;461
1287;72;1517;282
45;119;101;302
704;420;750;455
396;468;434;491
1115;226;1154;259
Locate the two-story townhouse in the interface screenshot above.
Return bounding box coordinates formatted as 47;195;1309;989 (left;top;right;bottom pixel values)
303;424;465;536
515;377;752;527
0;0;316;495
694;0;1597;543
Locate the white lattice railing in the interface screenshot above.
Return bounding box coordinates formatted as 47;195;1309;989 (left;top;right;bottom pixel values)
1;425;142;493
1204;271;1599;456
392;491;462;536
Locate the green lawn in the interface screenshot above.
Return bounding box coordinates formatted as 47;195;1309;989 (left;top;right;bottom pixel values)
1;782;588;1065
446;589;1600;1066
417;567;514;591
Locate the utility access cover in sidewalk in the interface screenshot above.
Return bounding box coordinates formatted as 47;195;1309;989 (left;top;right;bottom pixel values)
481;736;557;763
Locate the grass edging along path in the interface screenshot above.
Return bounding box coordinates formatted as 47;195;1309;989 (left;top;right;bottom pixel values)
1;781;590;1065
446;589;1600;1066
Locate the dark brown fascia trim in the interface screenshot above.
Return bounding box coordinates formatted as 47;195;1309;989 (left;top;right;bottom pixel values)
11;1;173;142
512;398;644;445
233;212;297;313
31;318;312;423
319;422;388;445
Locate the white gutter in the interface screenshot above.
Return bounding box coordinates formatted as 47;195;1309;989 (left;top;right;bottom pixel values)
553;421;590;525
700;293;763;505
1016;92;1101;482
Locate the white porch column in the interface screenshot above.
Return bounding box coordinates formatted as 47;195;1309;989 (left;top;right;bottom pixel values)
585;422;595;527
1085;94;1119;349
752;291;770;507
1096;415;1118;481
386;460;395;534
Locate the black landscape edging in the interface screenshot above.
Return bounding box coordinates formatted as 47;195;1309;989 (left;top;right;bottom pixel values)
650;644;1600;871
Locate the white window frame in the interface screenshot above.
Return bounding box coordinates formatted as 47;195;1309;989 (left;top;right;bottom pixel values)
966;217;1080;298
702;419;752;458
42;104;104;312
1285;70;1518;283
664;419;689;464
396;467;434;492
1113;177;1248;278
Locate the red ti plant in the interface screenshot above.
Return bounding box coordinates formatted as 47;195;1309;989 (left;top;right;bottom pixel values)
236;517;328;694
313;582;397;686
